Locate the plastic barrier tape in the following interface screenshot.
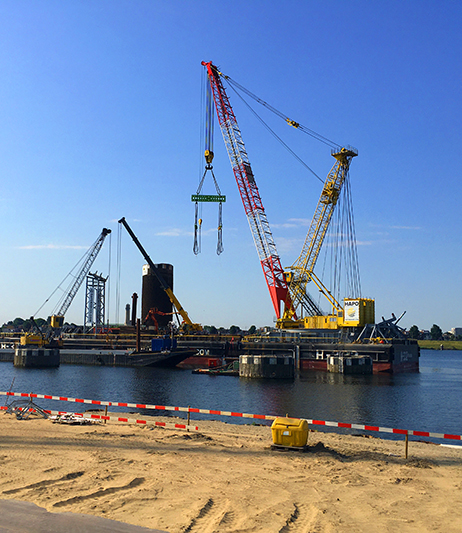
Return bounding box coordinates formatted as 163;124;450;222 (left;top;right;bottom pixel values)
0;405;199;431
1;391;461;441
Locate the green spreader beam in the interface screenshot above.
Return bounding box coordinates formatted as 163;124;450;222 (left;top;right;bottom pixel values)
191;194;226;203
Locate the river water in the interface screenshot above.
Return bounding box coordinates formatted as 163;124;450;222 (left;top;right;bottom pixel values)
1;349;461;441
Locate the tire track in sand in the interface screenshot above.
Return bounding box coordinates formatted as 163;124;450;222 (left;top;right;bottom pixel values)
183;497;234;533
278;502;320;533
53;477;145;508
3;471;85;495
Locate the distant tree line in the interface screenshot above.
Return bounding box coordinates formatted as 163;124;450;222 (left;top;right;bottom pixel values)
1;317;48;332
5;318;458;341
408;324;461;341
2;318;261;336
201;324;257;335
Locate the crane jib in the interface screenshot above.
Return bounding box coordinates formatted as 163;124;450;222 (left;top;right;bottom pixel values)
55;228;111;319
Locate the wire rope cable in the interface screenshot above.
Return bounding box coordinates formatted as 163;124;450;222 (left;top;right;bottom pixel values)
223;73;340;150
194;69;224;255
115;223;122;325
106;231;112;330
34;235;101;319
225;81;324;184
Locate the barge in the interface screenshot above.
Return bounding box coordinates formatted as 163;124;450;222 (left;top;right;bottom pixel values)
0;336;195;368
1;324;420;373
176;335;420;374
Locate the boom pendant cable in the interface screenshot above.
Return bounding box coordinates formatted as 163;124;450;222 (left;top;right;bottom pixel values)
106;231;112;331
225;80;324;184
115;223;122;325
223;73;340;150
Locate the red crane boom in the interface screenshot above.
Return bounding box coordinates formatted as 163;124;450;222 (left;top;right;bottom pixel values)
202;61;292;319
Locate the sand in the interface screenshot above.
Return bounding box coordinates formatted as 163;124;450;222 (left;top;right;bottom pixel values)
0;410;461;533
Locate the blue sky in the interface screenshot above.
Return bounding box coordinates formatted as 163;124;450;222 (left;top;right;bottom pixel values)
0;1;461;332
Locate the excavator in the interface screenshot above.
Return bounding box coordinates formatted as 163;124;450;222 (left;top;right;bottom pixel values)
202;61;374;332
19;316;62;348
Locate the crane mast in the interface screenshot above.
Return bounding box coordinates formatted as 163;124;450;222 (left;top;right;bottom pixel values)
202;61;292;319
283;147;358;322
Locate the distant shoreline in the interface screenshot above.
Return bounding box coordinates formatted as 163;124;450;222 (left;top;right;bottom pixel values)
418;340;462;350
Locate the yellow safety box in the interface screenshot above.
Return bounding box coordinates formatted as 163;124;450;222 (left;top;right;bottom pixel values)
271;417;309;448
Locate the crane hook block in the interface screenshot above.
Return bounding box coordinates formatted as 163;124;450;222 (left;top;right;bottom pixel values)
204;149;214;164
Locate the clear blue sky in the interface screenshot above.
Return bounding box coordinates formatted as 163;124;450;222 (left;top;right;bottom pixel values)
0;1;461;332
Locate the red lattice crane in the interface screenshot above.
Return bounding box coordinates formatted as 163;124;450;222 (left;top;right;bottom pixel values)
202;61;293;320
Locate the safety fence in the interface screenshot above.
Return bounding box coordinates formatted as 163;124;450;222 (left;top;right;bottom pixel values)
1;391;461;445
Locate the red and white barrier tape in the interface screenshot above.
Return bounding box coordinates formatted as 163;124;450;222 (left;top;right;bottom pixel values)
303;418;461;442
0;405;199;431
0;391;275;421
1;391;461;441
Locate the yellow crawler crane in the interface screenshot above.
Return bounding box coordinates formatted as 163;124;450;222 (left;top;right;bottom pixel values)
277;147;375;330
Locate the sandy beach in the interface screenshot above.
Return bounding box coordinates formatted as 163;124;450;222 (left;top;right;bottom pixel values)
0;411;461;532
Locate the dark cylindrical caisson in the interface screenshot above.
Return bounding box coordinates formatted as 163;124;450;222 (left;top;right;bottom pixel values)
141;264;173;329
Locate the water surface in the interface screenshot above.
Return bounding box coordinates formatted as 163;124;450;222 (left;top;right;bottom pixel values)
1;349;460;441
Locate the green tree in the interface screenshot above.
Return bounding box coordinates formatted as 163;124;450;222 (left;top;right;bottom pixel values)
430;324;443;341
408;325;420;339
248;325;257;335
229;325;240;335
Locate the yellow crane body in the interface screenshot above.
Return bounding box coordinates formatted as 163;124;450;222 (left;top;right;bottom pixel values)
338;298;375;328
277;297;374;330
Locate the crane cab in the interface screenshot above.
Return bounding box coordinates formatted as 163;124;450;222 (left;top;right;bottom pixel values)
50;315;64;328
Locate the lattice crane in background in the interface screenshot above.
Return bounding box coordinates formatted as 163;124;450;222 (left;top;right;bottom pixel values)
49;228;111;328
201;61;293;321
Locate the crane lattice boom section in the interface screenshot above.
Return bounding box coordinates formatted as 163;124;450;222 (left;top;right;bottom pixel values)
56;228;111;318
286;147;358;317
202;61;291;319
